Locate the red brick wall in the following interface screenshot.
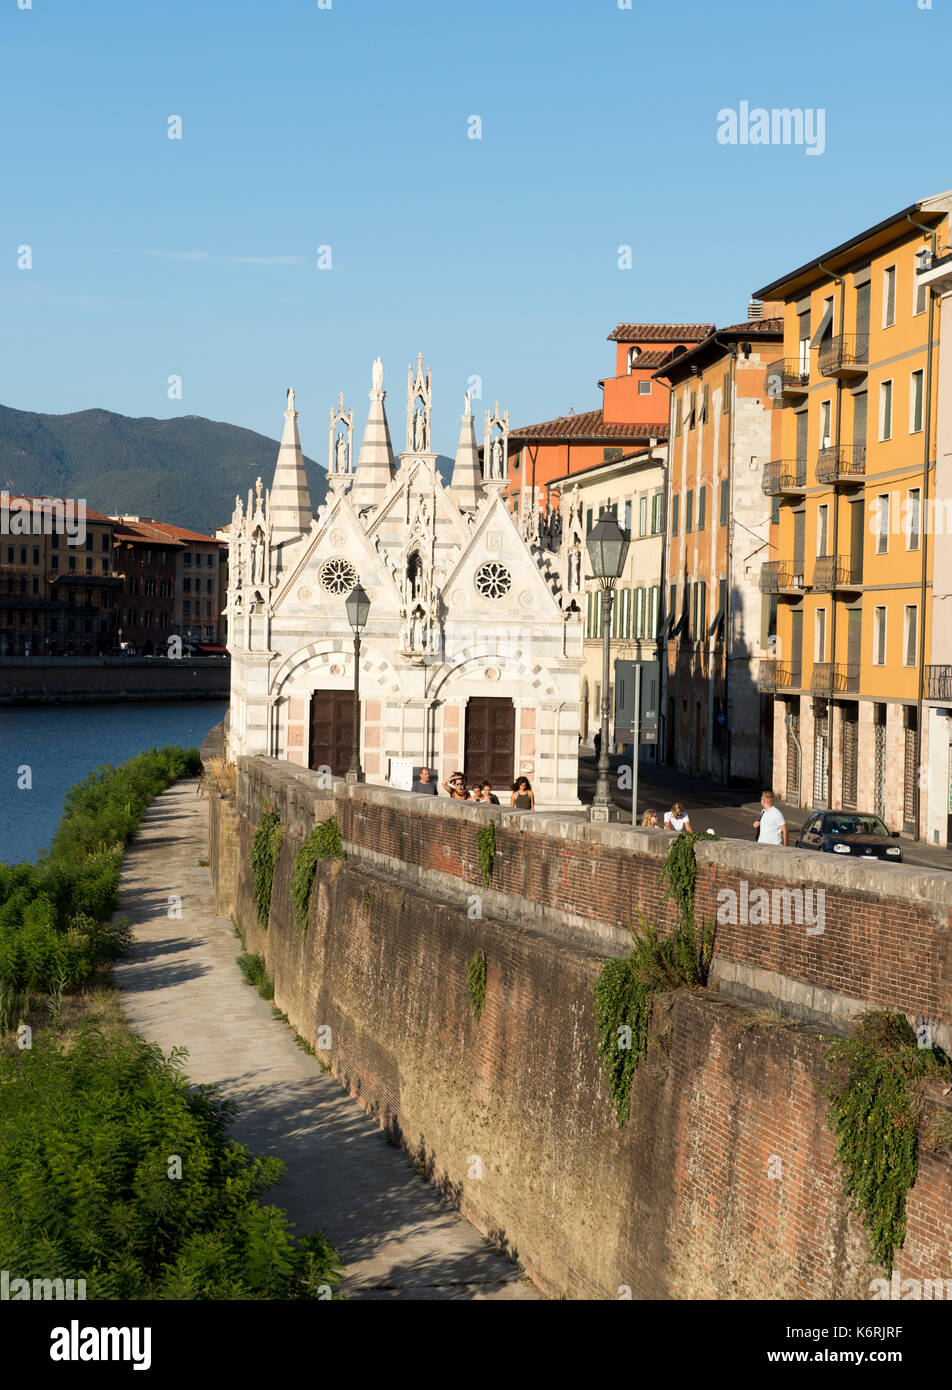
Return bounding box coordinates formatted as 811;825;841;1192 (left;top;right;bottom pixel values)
215;771;952;1300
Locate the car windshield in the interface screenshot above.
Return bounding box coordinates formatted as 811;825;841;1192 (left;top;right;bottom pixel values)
822;815;889;837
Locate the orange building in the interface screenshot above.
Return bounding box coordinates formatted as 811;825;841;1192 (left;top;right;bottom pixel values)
655;311;784;783
505;323;712;517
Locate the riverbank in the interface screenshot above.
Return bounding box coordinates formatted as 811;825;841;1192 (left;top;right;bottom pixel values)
0;656;229;704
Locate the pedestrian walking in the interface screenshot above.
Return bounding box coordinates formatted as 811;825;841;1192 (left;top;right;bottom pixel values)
663;802;692;833
754;791;788;846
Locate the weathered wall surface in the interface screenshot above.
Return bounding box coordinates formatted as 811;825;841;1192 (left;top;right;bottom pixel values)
207;752;952;1299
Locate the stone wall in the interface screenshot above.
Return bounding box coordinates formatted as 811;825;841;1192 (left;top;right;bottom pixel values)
0;656;229;703
207;751;952;1299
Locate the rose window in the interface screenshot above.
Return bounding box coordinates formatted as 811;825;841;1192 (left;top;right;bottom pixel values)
474;561;512;599
319;557;358;595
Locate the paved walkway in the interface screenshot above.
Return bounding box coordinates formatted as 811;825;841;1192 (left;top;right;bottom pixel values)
114;779;537;1300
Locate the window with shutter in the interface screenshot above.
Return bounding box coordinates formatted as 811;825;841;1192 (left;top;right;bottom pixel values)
652;492;663;533
671;494;679;536
639;497;647;536
719;479;728;526
880;381;893;440
874;606;887;665
686;490;693;533
698;486;707;531
910;370;924;433
904;606;917;667
722;371;731;414
883;266;897;328
907;488;921;551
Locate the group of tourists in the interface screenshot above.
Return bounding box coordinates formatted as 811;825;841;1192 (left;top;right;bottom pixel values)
638;792;787;845
410;765;535;810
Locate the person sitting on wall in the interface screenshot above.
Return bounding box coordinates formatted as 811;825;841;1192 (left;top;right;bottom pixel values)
411;766;437;795
511;777;534;811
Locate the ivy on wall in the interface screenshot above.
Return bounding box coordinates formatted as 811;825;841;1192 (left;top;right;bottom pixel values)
824;1011;952;1273
251;805;283;930
466;950;487;1021
594;834;716;1126
290;816;345;933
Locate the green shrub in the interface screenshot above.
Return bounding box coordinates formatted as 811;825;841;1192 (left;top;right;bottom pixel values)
475;822;495;888
237;952;274;1001
251;807;283;930
0;1024;342;1299
0;747;201;1009
824;1011;952;1273
290;817;345;932
466;950;487;1021
594;911;715;1126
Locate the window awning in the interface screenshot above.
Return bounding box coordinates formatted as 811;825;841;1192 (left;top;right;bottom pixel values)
671;614;687;638
708;605;725;640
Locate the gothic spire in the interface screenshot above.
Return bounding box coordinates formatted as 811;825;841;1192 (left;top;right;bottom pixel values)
351;357;396;511
269;386;312;544
450;390;482;511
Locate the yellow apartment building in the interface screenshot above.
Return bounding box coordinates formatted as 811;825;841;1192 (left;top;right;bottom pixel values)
753;191;952;834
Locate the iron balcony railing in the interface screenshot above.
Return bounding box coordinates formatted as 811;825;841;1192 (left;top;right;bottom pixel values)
759;561;804;593
764;358;810;398
761;458;807;496
926;665;952;700
811;555;863;591
816;443;867;485
811;662;861;696
817;334;869;377
757;661;802;693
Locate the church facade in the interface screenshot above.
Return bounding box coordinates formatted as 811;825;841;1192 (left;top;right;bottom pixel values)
225;356;585;810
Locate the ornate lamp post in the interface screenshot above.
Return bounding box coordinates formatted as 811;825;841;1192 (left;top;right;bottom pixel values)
586;511;630;821
345;581;371;783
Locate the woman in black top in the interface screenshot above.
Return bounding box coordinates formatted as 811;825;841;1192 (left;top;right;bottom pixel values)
510;777;534;810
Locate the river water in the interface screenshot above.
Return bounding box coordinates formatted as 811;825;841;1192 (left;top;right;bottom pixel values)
0;700;227;864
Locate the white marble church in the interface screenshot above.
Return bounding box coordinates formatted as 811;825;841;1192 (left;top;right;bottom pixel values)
225;356;585;810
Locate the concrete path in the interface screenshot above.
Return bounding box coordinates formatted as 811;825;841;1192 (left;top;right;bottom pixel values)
114;779;538;1300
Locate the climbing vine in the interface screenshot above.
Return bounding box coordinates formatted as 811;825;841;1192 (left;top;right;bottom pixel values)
594;911;714;1126
824;1011;951;1273
290;816;345;933
475;822;496;888
251;805;283;930
466;950;487;1021
660;830;716;926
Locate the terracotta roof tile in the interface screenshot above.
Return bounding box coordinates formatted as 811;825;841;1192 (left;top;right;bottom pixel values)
607;323;715;343
509;408;669;442
623;349;674;369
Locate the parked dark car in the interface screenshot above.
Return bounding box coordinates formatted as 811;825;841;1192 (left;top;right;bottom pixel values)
795;811;903;862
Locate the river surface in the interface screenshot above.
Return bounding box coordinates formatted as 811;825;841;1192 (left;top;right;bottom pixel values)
0;701;227;864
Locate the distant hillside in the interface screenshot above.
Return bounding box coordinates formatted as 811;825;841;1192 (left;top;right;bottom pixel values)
0;404;328;536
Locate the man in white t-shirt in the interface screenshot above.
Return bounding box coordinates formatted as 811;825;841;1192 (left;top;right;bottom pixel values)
754;791;788;846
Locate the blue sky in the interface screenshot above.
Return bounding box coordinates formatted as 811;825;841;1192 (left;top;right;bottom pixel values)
1;0;949;463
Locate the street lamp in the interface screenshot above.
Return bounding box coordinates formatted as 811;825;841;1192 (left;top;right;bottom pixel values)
344;581;371;783
586;510;630;821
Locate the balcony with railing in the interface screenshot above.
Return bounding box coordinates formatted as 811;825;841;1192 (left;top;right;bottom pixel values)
761;458;807;497
758;660;802;693
811;662;861;696
759;561;801;594
811;554;863;592
926;665;952;701
815;443;867;486
764;358;810;399
817;334;869;378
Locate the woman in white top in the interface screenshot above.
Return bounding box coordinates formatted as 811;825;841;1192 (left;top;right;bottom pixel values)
663;802;692;833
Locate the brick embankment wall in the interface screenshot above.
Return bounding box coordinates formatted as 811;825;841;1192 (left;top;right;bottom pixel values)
202;749;952;1300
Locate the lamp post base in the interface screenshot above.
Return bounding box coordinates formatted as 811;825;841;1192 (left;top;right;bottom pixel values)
345;769;365;784
588;803;619;823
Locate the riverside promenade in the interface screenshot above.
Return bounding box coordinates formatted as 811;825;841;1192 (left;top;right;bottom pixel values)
114;779;537;1301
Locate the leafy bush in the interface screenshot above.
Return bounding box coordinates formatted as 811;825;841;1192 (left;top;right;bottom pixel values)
237;952;274;1001
824;1011;952;1273
0;746;201;1010
290;817;345;932
0;1024;342;1299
